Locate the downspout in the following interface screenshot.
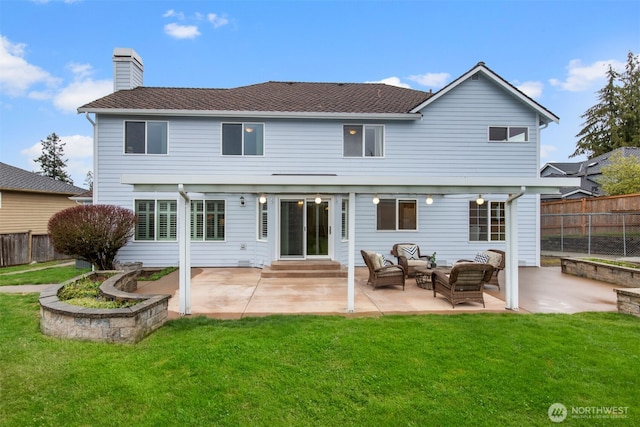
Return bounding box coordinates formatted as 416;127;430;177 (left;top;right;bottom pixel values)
504;186;526;311
84;113;97;202
178;184;191;315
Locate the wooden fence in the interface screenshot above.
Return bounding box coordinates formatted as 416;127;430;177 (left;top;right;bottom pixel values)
0;231;68;267
541;193;640;256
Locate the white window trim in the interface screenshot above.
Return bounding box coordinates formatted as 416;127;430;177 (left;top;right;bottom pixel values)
376;198;418;232
190;199;227;242
468;200;506;242
133;198;178;242
487;126;529;142
257;198;268;242
221;122;266;156
123;120;169;155
342;124;385;158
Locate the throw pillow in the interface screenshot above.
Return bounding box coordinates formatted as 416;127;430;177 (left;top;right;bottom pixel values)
484;251;502;268
474;253;490;264
401;245;419;260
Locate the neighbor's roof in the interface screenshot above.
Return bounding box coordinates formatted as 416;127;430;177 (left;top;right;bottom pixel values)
78;82;432;115
0;162;86;195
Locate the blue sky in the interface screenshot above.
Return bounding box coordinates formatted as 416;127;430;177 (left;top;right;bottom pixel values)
1;0;638;187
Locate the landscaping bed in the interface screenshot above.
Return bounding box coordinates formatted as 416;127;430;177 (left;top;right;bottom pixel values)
39;270;171;344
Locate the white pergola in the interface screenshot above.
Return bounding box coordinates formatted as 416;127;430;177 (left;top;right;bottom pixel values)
122;174;579;315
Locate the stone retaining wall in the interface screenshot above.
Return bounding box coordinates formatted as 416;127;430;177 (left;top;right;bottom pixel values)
560;258;639;288
39;270;171;344
614;288;640;317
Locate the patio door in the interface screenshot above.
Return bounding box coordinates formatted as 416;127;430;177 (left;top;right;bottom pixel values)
279;197;331;259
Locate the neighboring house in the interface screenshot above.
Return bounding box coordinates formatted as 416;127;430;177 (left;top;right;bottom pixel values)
0;162;86;234
78;48;576;313
540;147;640;200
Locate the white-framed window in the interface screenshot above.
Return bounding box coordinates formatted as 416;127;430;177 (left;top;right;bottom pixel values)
222;123;264;155
341;199;348;240
125;121;168;154
343;124;384;157
190;200;225;241
376;199;417;231
134;199;176;241
257;199;268;241
469;201;505;241
488;126;528;142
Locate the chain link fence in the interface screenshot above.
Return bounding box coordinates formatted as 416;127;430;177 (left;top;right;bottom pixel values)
541;213;640;257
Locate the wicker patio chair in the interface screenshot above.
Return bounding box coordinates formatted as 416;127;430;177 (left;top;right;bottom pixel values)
361;250;406;291
390;243;431;277
431;262;494;308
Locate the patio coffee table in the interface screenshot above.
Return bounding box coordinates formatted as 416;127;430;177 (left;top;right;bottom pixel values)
414;268;433;290
415;267;450;290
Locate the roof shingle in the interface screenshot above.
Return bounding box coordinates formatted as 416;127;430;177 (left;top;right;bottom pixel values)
0;162;86;195
78;81;432;114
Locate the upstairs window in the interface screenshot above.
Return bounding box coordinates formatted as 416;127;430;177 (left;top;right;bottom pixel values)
376;199;417;231
488;126;528;142
222;123;264;155
343;125;384;157
125;121;168;154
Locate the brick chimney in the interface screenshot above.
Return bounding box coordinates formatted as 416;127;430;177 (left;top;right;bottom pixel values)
112;48;143;92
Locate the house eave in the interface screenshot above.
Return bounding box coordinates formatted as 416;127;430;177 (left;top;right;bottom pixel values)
121;174;580;196
77;108;423;121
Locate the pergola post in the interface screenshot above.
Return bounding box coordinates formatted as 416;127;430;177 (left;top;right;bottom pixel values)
347;192;356;313
504;189;523;311
178;185;191;315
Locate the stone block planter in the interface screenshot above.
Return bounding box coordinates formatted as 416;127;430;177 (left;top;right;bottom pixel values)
39;270;171;344
560;257;640;288
614;288;640;317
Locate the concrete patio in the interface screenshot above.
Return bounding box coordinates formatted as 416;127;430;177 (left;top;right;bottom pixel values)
135;265;621;319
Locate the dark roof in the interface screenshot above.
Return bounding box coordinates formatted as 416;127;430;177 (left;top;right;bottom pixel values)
78;81;432;114
544;147;640;177
0;162;86;195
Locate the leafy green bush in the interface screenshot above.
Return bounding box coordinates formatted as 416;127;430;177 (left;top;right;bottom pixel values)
58;275;138;308
48;205;136;270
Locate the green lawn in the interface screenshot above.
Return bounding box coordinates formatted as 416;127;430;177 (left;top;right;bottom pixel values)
0;266;91;286
1;295;638;426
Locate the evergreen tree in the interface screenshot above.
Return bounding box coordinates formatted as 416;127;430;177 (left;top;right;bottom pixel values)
572;51;640;158
34;132;73;184
84;171;93;191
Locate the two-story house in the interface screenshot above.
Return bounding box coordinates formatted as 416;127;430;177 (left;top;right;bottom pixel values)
78;48;576;314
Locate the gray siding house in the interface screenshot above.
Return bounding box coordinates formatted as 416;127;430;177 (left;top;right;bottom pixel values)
79;48;575;314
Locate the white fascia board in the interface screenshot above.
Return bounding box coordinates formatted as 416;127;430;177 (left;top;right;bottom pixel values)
410;65;559;125
121;174;580;195
76;108;421;121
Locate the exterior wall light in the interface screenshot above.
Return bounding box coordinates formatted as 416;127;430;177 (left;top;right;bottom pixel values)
476;195;484;205
372;194;380;205
315;195;322;204
240;196;246;206
426;195;433;205
259;194;267;204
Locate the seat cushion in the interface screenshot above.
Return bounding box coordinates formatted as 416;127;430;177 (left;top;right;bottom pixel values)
407;259;429;269
483;251;503;268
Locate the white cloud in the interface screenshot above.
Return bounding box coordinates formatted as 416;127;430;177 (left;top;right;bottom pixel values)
163;9;184;20
21;134;93;186
164;23;201;39
407;72;450;89
0;35;60;96
54;79;112;113
207;13;229;28
366;77;411;88
516;81;544;99
549;58;626;92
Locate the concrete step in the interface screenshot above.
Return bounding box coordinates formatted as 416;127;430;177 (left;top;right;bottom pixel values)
261;260;347;278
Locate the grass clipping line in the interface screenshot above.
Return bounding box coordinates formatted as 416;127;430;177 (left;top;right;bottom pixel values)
57;274;139;309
